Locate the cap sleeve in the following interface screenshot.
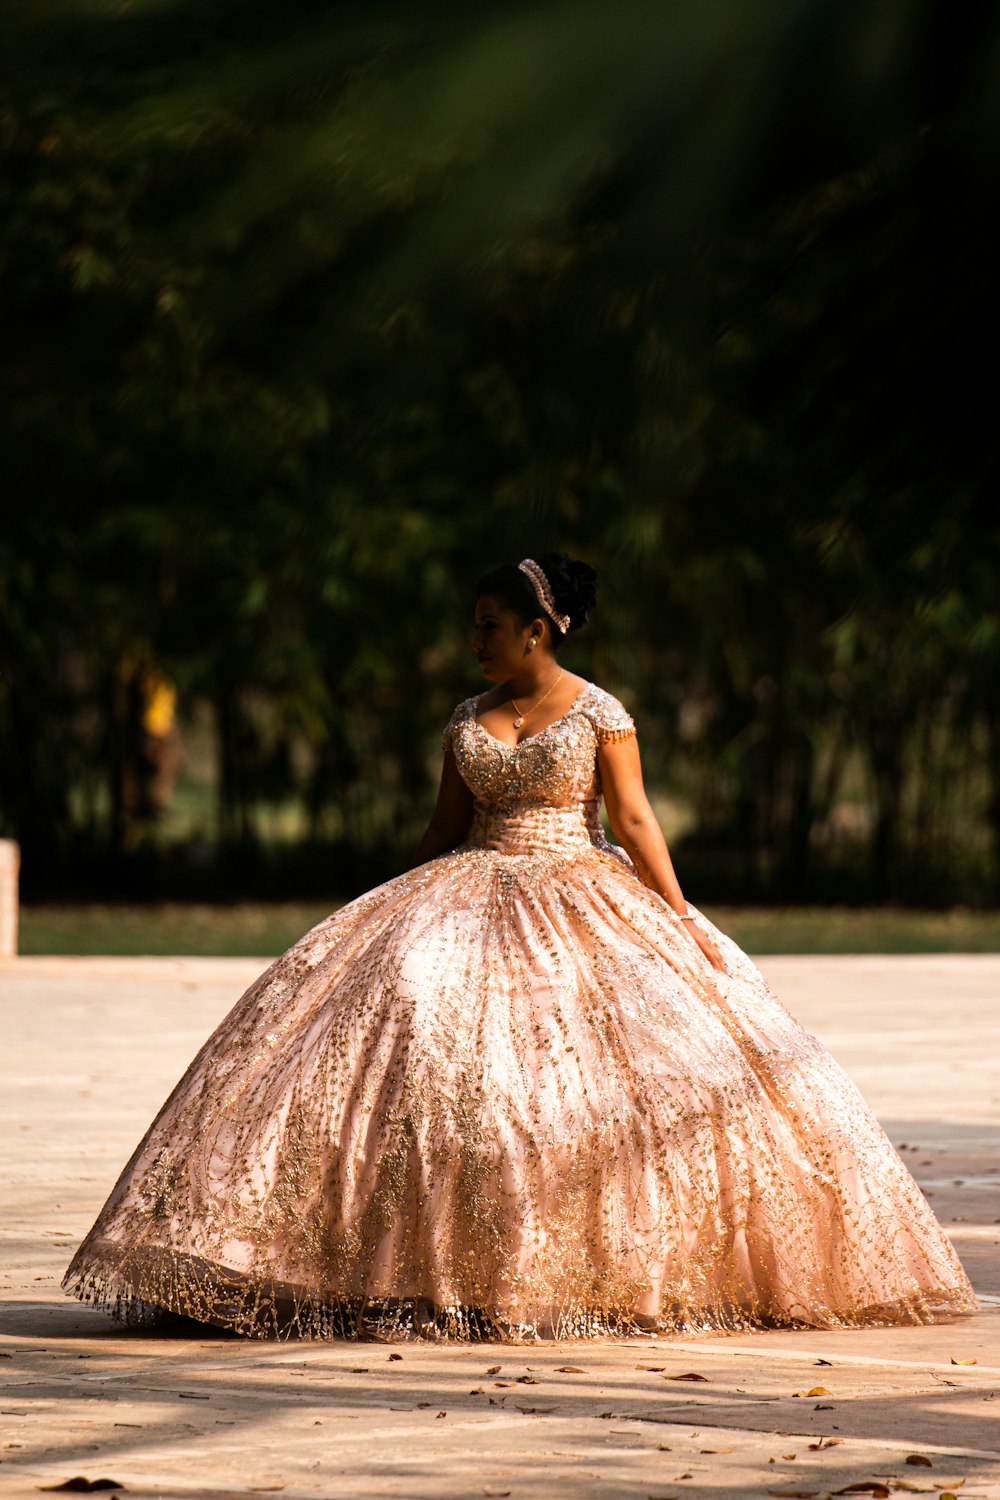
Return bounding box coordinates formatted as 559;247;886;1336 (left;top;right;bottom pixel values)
441;696;477;753
583;686;636;745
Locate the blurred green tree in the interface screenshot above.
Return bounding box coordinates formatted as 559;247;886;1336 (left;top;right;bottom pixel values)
1;0;998;901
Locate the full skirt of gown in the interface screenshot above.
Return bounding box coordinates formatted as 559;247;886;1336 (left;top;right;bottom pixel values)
63;684;976;1339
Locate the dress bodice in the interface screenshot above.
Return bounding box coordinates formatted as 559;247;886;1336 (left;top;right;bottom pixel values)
443;681;636;857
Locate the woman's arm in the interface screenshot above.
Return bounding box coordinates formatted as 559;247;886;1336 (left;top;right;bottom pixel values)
407;748;475;869
598;734;725;971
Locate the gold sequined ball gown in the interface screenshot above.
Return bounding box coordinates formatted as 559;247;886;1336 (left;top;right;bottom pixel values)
63;682;975;1339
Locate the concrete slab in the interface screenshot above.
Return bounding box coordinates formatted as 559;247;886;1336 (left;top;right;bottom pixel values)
2;954;999;1498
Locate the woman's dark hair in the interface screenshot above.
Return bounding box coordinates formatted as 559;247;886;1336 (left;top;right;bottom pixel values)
476;553;598;647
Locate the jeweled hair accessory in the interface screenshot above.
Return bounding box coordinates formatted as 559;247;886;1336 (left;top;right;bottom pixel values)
518;558;571;634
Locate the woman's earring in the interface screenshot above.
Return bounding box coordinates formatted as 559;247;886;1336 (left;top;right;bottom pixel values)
528;639;536;650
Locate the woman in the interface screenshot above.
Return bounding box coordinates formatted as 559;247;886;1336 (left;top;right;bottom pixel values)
64;552;975;1340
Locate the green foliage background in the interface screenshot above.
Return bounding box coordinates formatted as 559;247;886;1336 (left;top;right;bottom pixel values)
2;0;999;904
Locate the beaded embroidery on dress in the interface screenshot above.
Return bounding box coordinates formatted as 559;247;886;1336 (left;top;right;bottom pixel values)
63;681;975;1339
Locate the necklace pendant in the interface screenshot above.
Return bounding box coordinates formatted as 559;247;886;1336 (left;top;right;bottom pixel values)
512;716;524;729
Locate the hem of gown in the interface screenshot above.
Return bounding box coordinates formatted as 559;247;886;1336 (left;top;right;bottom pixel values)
61;1245;978;1344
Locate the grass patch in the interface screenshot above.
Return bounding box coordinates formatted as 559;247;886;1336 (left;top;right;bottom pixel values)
18;902;338;957
707;905;1000;954
15;901;1000;956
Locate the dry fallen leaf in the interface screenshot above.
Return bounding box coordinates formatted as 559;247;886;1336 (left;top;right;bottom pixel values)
950;1357;977;1365
807;1437;842;1450
469;1387;485;1395
664;1372;709;1382
699;1446;734;1454
814;1403;834;1410
493;1381;513;1387
350;1367;368;1374
516;1375;539;1384
782;1452;797;1460
638;1364;667;1371
765;1490;819;1499
482;1490;512;1498
806;1385;831;1396
555;1365;585;1373
906;1455;934;1467
814;1358;833;1366
388;1353;403;1362
515;1404;558;1414
832;1485;890;1496
486;1364;502;1375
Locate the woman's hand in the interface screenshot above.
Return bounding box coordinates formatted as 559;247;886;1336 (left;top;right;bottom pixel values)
683;921;726;972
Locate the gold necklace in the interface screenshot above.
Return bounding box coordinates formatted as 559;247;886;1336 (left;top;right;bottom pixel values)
510;671;563;730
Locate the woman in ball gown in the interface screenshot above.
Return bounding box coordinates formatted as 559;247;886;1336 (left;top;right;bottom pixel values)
64;553;975;1340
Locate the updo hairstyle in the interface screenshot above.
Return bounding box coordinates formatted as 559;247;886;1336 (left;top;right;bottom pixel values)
475;553;598;649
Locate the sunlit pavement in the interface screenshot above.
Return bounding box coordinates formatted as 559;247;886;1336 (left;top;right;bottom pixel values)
2;954;999;1499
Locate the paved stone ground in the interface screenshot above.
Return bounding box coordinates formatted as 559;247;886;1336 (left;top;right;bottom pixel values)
2;954;999;1499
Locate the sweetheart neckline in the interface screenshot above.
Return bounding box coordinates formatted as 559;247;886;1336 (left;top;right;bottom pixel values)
472;682;593;749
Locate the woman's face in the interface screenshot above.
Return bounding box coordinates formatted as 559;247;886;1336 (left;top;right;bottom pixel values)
472;594;543;680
